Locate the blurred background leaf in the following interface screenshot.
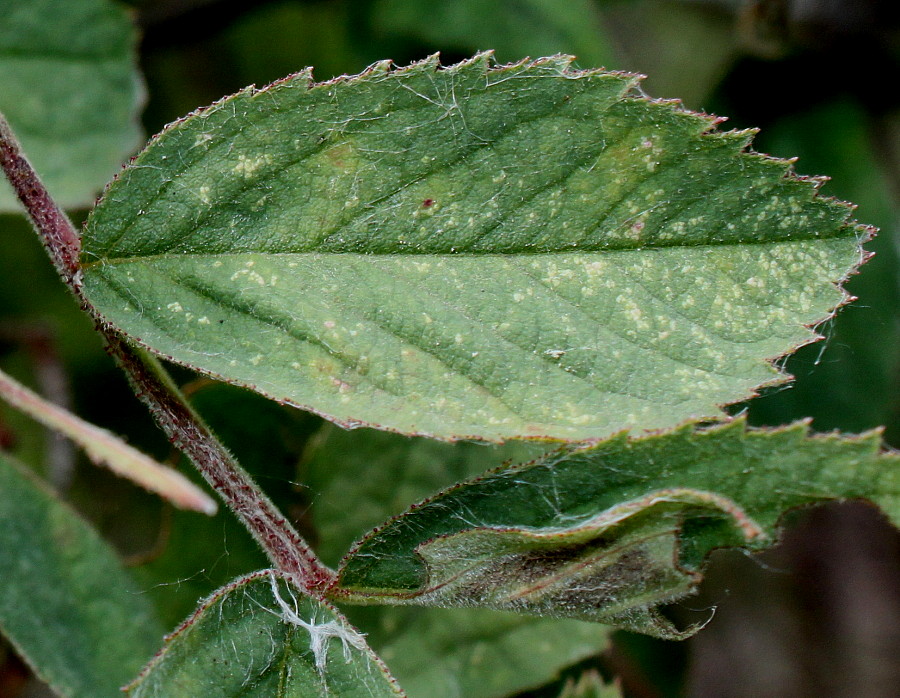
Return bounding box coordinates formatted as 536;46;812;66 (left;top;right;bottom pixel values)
0;452;162;697
0;0;144;210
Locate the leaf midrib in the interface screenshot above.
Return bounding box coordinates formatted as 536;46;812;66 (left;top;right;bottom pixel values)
80;231;848;270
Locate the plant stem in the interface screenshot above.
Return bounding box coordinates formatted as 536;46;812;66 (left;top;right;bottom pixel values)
0;116;81;290
0;111;334;594
110;338;333;590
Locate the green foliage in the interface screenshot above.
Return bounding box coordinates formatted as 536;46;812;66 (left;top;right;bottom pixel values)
82;54;860;442
0;0;143;210
0;452;162;697
333;420;898;636
133;382;318;629
557;669;622;697
303;424;546;566
1;1;897;696
304;426;610;697
126;572;403;697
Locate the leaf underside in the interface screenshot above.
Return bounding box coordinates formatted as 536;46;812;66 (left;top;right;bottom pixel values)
82;53;863;442
331;420;899;638
127;571;403;697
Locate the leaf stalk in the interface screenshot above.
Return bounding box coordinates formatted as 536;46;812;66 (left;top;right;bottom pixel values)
0;111;333;594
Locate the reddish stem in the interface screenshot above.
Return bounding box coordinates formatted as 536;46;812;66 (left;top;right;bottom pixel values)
0;117;81;290
0;112;333;594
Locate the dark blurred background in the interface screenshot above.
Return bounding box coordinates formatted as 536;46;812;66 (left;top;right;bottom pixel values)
1;1;898;696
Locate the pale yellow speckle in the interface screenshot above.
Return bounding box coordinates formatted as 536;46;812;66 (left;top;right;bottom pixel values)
167;302;183;312
233;153;272;177
198;316;211;325
230;268;266;285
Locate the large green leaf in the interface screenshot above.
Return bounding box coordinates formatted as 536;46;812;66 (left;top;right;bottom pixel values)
0;0;143;211
331;420;899;637
81;54;862;442
126;571;403;697
0;452;162;697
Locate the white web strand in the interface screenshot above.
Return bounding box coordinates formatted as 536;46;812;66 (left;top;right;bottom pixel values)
267;572;368;673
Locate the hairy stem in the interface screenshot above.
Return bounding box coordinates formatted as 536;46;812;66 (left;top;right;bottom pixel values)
0;111;333;593
111;338;333;589
0;116;81;289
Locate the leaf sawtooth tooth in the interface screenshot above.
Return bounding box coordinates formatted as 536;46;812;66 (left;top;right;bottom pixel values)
81;53;868;442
